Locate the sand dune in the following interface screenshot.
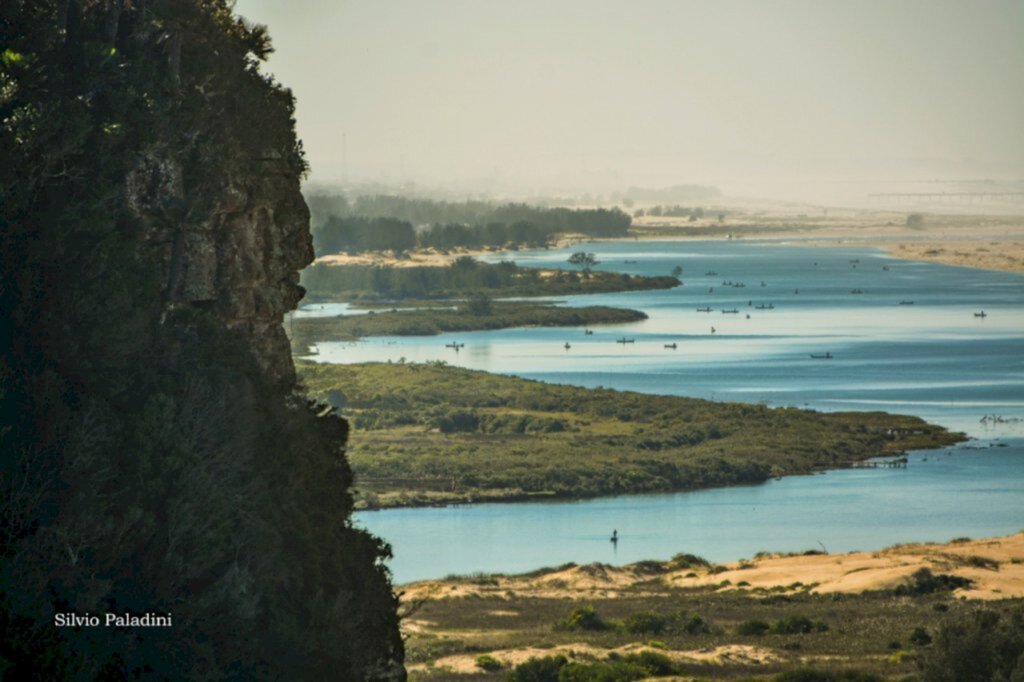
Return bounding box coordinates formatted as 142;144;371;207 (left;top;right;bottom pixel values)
401;532;1024;604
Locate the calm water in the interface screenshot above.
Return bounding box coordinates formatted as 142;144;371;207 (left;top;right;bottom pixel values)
304;241;1024;583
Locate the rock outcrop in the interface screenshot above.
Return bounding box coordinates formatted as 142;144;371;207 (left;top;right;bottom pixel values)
126;155;312;385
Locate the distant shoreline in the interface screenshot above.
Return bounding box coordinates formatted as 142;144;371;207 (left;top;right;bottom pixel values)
311;223;1024;275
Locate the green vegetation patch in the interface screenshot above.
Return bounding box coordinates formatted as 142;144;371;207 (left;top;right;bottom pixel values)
291;301;646;343
407;579;1021;680
297;362;964;508
301;257;679;301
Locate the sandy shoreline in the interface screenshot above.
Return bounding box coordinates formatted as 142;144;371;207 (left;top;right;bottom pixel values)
401;532;1024;602
313;213;1024;274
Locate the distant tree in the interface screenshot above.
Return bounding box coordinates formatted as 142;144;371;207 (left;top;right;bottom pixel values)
671;265;683;278
568;251;599;274
463;292;493;316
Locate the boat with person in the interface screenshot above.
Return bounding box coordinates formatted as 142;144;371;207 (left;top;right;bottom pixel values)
810;352;833;359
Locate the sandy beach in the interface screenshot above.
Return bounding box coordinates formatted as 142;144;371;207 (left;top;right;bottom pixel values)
401;532;1024;604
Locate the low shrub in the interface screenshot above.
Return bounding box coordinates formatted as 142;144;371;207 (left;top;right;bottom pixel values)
894;568;973;596
737;619;771;636
772;615;828;635
622;611;669;634
555;605;609;632
475;654;502;671
508;655;568;682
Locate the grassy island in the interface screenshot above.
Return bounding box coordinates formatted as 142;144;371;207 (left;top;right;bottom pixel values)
297;362;964;509
291;301;646;343
300;258;680;302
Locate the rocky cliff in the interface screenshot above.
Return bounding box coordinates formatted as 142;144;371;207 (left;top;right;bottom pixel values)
0;1;404;679
126;152;312;386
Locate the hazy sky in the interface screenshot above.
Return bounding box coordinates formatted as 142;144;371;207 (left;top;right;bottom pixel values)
234;0;1024;199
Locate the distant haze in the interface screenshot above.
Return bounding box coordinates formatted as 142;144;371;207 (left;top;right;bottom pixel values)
235;0;1024;203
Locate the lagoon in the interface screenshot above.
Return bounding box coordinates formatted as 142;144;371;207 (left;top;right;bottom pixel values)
305;241;1024;583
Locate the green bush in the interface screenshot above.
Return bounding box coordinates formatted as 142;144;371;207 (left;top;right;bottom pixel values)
556;652;677;681
681;613;711;634
509;655;568;682
555;605;610;632
909;627;932;646
622;611;669;634
475;653;503;671
772;615;828;635
737;619;771;636
894;568;973;596
920;607;1024;681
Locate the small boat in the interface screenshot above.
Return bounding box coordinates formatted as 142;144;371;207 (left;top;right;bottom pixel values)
810;352;833;359
898;301;915;305
564;342;571;350
755;303;775;310
733;282;746;288
696;306;713;312
584;329;594;335
721;309;739;314
664;343;677;349
974;311;988;318
882;265;890;271
444;342;465;350
850;289;864;294
710;326;716;334
761;281;767;287
616;337;635;344
705;271;718;276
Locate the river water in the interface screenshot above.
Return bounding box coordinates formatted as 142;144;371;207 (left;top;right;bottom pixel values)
303;241;1024;583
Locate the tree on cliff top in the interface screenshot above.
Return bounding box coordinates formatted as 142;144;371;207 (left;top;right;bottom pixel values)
0;1;403;679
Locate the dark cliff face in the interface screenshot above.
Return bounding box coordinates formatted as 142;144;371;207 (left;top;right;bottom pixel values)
0;1;403;679
126;152;313;386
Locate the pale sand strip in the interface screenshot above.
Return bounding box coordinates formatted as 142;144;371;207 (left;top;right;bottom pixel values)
400;532;1024;603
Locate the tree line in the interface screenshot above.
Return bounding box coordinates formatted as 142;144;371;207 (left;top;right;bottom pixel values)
308;196;632;256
